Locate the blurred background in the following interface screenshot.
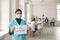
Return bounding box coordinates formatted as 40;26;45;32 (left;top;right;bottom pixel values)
0;0;60;40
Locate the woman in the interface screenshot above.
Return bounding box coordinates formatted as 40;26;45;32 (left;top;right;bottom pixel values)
37;18;42;30
30;18;37;36
50;18;55;26
8;9;27;40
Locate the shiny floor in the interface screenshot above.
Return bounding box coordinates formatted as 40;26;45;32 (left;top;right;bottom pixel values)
27;27;60;40
2;27;60;40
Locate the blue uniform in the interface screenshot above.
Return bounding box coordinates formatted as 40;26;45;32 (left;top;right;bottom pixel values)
8;18;27;40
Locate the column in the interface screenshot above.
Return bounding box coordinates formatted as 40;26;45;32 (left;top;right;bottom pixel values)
27;0;33;23
10;0;16;21
19;0;26;20
0;0;1;31
1;0;9;31
16;0;19;9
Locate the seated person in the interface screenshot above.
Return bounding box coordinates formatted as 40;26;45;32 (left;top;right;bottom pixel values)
41;18;45;27
50;18;55;26
30;18;37;36
37;18;42;30
45;17;49;26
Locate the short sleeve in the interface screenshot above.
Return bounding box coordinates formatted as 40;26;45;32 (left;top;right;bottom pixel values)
8;20;14;29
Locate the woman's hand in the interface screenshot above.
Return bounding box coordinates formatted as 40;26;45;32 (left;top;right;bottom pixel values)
11;27;15;32
9;27;15;35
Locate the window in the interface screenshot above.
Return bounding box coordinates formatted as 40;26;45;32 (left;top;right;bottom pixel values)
57;4;60;21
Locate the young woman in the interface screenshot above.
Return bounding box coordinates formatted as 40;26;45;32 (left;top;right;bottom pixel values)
8;9;27;40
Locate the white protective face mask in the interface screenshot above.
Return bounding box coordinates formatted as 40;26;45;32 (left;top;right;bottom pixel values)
15;14;22;19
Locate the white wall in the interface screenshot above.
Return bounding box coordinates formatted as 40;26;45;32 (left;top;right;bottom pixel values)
31;0;57;20
31;0;60;26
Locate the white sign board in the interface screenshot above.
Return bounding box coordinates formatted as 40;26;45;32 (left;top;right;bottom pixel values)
14;25;27;35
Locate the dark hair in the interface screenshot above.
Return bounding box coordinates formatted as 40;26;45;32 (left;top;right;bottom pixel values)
32;18;35;21
42;14;44;16
39;18;41;20
15;9;22;14
46;17;47;18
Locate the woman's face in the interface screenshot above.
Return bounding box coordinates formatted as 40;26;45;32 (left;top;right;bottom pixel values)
15;11;22;18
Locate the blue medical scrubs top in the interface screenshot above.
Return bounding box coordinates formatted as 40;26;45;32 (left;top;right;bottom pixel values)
8;18;27;40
